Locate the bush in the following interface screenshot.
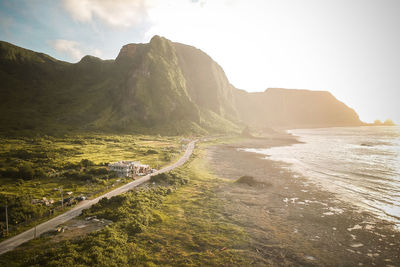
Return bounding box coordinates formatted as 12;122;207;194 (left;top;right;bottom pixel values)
150;172;188;186
87;167;109;175
18;163;34;180
92;177;106;185
2;170;189;265
34;168;47;179
82;188;172;223
64;170;92;181
0;195;48;226
6;149;49;160
0;164;47;179
63;162;79;170
0;167;19;178
108;171;119;179
79;159;94;167
145;149;158;155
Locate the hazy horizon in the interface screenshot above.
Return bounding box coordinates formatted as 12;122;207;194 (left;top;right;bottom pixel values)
0;0;399;123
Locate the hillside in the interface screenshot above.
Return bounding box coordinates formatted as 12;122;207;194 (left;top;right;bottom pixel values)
235;88;362;129
0;37;239;135
173;42;238;120
0;37;363;135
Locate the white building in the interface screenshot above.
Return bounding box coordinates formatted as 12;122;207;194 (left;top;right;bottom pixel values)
109;161;152;177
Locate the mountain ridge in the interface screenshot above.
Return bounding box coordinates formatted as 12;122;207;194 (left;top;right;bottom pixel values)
0;36;363;135
234;87;362;129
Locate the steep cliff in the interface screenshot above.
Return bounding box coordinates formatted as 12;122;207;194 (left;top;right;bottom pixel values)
173;42;237;120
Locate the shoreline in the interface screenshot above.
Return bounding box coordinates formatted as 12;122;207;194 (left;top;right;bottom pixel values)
241;135;400;231
263;127;400;230
207;134;400;266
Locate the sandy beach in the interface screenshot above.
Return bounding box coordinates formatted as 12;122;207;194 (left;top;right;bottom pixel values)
207;133;400;266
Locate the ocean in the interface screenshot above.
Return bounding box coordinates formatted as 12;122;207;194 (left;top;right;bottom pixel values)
243;126;400;228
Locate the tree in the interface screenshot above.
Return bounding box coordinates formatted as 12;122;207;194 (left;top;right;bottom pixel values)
18;163;34;180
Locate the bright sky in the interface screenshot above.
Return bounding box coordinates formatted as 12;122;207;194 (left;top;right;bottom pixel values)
0;0;399;123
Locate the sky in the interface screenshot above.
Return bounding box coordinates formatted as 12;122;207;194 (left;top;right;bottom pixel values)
0;0;399;123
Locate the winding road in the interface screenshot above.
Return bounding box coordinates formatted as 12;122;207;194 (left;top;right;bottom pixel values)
0;140;196;255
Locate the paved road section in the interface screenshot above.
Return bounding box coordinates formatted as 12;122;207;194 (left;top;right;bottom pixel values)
0;140;196;255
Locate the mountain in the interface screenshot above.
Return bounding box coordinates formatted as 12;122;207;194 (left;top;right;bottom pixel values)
0;37;363;135
173;43;237;120
234;88;362;129
0;36;239;135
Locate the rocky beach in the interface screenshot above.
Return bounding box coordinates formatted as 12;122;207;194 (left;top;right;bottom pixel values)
207;134;400;266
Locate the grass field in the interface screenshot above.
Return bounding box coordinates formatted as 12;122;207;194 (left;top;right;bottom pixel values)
0;139;251;266
127;146;250;266
0;133;183;239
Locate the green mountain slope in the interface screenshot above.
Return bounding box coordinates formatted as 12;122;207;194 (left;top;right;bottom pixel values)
0;37;239;135
0;37;363;135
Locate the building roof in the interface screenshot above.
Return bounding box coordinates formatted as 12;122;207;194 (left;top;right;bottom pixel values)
109;161;141;167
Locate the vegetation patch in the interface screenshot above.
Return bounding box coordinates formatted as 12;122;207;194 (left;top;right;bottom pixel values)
0;147;250;266
0;133;181;239
129;159;250;266
149;172;188;186
235;175;272;187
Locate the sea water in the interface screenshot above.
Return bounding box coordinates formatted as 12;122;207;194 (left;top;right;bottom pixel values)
243;126;400;227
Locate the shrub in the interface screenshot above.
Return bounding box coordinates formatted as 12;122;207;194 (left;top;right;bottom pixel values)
87;167;109;175
18;163;34;180
34;168;47;179
0;195;48;226
145;149;158;155
0;167;19;178
108;171;119;179
2;170;189;265
64;170;93;181
150;172;188;186
79;159;94;167
63;162;79;170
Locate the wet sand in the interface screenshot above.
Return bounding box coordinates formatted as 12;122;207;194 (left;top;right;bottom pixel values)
207;134;400;266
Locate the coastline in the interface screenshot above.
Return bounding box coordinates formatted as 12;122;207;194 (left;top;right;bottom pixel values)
1;133;399;266
207;133;400;266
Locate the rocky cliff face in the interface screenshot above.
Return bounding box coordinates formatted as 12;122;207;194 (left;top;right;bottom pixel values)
173;42;237;120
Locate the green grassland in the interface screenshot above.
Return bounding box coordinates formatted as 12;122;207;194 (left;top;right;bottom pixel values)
0;141;251;266
128;149;250;266
0;133;182;238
